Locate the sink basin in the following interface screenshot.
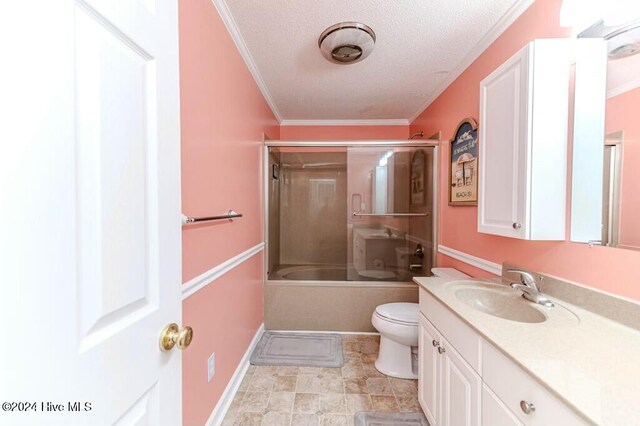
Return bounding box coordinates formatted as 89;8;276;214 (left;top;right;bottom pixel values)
454;287;547;323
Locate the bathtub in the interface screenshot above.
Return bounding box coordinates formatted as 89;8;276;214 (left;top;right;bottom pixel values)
273;264;415;281
275;265;349;281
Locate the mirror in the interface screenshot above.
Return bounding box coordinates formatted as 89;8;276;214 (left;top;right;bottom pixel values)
371;150;412;214
571;21;640;250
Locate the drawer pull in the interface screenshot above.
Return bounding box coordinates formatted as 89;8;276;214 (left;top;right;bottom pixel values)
432;340;439;347
520;400;535;414
437;346;446;354
513;222;522;230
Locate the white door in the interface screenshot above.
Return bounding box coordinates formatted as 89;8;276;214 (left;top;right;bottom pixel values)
0;0;183;425
441;339;481;426
418;316;441;426
478;44;530;239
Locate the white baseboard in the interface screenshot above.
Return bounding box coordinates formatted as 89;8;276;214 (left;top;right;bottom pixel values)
267;330;380;336
437;245;502;276
206;323;265;426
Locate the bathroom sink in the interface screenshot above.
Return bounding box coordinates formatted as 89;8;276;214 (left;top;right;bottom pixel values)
454;287;547;323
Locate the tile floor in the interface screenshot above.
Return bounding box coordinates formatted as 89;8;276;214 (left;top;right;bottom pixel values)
222;334;421;426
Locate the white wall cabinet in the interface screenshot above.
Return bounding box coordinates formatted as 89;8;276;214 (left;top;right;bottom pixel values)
478;39;570;240
418;288;587;426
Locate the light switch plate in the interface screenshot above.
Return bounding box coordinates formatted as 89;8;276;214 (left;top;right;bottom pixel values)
207;353;215;383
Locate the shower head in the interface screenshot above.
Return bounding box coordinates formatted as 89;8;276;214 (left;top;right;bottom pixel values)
409;131;424;140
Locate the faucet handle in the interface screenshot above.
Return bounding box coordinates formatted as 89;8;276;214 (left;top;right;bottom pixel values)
506;269;539;290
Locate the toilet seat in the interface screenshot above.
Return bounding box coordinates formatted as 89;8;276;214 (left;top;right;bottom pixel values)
374;303;418;326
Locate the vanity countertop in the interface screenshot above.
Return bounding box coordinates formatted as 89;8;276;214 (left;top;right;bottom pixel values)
414;277;640;426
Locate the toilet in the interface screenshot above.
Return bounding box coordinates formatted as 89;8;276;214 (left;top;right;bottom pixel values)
371;267;470;379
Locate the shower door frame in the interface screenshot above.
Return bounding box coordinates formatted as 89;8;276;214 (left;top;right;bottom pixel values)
263;139;440;286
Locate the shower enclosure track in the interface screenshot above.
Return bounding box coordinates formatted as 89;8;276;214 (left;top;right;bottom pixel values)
352;212;429;217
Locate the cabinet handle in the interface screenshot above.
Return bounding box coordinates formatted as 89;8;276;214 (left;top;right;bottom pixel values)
437;346;446;354
520;400;535;414
513;222;522;230
432;340;439;347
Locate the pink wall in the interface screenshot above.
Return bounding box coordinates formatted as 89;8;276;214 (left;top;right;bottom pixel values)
411;0;640;301
605;87;640;249
280;125;409;140
179;0;278;424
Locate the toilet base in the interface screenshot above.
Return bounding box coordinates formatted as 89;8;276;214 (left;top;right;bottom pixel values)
374;335;418;380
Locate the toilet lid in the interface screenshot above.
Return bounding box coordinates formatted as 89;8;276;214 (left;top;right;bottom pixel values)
375;303;419;324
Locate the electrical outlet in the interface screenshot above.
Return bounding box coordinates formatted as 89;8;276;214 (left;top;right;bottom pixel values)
207;353;216;383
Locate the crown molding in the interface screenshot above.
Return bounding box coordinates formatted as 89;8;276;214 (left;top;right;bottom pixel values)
280;119;410;126
211;0;282;122
408;0;534;123
607;77;640;99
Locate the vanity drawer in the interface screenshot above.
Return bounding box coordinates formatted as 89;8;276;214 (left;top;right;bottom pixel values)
482;341;588;426
419;288;481;372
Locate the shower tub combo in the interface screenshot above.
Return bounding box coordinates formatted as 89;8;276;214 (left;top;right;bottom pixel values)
264;139;439;332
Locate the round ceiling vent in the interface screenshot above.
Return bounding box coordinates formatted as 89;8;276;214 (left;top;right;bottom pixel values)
318;22;376;65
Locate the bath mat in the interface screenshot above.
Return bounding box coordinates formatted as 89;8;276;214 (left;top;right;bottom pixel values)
250;332;344;367
354;412;430;426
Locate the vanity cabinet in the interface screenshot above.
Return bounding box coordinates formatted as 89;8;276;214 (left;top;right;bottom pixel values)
418;315;481;426
418;288;587;426
478;39;570;240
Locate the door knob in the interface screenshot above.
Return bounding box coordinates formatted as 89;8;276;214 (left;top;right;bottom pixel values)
159;323;194;352
513;222;522;230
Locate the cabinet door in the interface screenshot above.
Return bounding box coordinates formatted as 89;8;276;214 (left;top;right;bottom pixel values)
418;315;440;426
478;43;531;239
441;338;481;426
482;385;524;426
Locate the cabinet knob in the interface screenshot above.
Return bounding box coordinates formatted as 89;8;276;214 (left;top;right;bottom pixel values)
432;340;439;347
513;223;522;230
520;400;535;414
437;346;446;354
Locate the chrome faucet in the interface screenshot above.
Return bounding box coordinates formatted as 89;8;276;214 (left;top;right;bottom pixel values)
410;244;424;270
508;269;555;308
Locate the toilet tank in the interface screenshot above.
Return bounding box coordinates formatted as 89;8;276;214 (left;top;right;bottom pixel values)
431;267;470;279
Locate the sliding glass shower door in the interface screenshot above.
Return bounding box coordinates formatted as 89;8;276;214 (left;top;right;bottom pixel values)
267;145;435;282
347;146;434;282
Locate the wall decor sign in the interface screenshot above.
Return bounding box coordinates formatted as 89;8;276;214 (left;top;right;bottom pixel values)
410;149;426;206
449;118;478;206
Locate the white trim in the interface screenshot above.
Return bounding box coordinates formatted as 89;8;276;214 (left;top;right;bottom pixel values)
265;140;436;147
206;324;265;426
210;0;282;122
280;119;410;126
607;77;640;99
182;243;265;300
438;245;502;276
408;0;534;122
267;330;380;336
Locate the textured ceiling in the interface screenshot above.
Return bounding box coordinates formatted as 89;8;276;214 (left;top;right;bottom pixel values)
221;0;531;122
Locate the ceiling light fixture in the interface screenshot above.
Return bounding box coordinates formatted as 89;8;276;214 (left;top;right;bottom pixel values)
318;22;376;65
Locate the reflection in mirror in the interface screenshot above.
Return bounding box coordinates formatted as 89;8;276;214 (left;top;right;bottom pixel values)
571;19;640;250
604;54;640;250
